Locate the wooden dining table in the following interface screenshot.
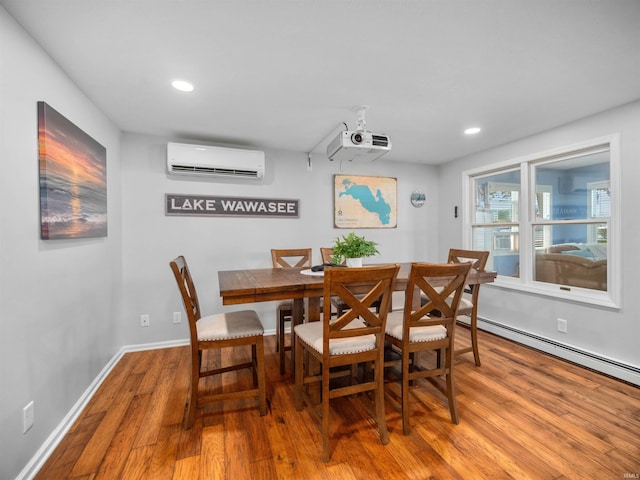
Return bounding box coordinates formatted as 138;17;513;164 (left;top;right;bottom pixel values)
218;262;497;331
219;262;496;377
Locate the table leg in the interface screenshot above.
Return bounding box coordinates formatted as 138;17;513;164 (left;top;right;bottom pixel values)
307;297;320;322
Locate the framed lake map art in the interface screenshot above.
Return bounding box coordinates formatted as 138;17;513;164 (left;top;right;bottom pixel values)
38;102;107;239
334;174;397;228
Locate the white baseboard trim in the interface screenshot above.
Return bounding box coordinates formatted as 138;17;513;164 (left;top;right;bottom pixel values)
476;316;640;387
16;339;190;480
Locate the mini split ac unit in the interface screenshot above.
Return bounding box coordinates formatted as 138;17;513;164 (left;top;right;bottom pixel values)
167;142;265;179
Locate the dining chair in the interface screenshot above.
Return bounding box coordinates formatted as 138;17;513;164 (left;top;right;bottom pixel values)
169;255;267;428
320;247;385;317
320;247;339;265
386;262;472;435
294;264;399;462
445;249;490;366
271;248;313;375
420;249;490;366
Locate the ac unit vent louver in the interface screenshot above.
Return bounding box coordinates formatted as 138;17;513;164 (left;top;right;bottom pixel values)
170;165;260;178
167;142;265;179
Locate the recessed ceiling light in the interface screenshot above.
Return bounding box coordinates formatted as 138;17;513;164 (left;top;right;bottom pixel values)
171;80;194;92
464;127;481;135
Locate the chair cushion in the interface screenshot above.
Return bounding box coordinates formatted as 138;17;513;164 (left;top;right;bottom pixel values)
294;319;375;355
458;297;473;311
277;300;293;314
385;311;447;343
420;293;473;312
197;310;264;341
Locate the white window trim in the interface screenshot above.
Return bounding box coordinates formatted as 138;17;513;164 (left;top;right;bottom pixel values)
586;180;610;244
462;134;621;309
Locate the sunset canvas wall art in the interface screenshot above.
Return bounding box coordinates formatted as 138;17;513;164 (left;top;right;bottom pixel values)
38;102;107;239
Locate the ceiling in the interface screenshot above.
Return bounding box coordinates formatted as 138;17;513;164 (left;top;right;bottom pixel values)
3;0;640;165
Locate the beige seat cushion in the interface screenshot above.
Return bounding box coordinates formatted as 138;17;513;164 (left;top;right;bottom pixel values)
277;299;293;312
197;310;264;341
421;292;473;312
385;311;447;343
294;319;374;355
458;297;473;311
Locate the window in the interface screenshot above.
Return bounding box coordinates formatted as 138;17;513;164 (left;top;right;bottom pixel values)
463;136;620;308
472;172;521;278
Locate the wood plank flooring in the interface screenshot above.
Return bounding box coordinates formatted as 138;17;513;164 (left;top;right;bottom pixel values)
35;327;640;479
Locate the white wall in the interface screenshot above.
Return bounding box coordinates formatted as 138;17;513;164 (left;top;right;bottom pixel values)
0;7;122;479
438;100;640;379
3;2;638;476
120;133;439;344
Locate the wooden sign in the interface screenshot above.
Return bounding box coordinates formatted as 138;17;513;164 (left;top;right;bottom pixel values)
166;194;299;218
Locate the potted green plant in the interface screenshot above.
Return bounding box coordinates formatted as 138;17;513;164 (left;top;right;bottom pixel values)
331;232;380;267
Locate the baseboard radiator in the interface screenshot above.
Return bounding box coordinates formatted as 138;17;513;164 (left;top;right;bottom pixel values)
475;316;640;387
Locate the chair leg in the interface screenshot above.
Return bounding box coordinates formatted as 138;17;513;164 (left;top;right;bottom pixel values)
279;311;287;375
294;336;304;411
251;344;257;385
321;363;331;462
470;307;481;367
401;350;411;435
375;358;389;445
409;351;417;386
350;363;359;386
184;351;200;429
256;337;267;416
445;348;459;424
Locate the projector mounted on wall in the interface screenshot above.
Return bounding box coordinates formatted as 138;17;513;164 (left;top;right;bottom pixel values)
326;106;391;162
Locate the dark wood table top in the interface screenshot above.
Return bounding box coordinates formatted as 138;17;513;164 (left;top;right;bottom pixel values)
218;262;496;305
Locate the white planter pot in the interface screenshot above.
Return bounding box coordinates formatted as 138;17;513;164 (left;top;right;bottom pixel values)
346;257;363;268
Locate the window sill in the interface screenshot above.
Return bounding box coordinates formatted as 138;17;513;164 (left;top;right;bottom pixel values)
489;277;620;310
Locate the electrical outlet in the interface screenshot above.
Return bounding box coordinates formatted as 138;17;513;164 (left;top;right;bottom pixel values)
172;312;182;324
557;318;568;333
23;401;34;433
140;314;150;327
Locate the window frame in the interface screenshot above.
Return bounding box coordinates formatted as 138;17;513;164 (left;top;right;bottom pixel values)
462;135;620;309
586;180;610;244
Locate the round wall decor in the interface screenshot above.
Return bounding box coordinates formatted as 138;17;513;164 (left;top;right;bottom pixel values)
410;190;426;208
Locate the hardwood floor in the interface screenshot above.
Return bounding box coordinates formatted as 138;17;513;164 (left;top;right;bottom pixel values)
35;327;640;479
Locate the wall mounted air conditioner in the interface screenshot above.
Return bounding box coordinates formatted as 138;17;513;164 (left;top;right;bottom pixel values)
167;142;265;179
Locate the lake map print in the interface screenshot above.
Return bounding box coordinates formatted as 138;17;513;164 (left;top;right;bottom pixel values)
38;102;107;239
334;175;397;228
